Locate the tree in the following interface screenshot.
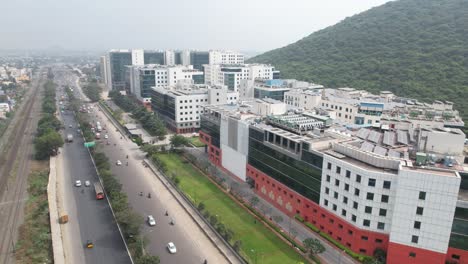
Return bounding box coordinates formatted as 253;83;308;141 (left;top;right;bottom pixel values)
373;248;387;262
249;196;260;208
170;135;188;149
197;202;206;211
136;255;160;264
34;130;64;159
303;238;325;256
209;215;218;226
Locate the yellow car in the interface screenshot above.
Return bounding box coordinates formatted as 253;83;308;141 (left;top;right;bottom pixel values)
86;240;94;249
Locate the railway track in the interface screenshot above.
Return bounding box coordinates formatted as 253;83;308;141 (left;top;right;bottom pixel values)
0;69;45;264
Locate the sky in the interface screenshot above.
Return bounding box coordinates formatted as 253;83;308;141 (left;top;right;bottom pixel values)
0;0;393;53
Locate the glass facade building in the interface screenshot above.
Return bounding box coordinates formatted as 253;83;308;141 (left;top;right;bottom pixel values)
254;88;289;101
190;51;209;71
248;127;323;203
144;51;165;65
200;114;221;148
140;70;156;98
151;89;175;122
110;52;132;90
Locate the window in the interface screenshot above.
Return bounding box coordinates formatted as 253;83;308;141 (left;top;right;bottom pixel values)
366;192;374;200
336;166;341;174
365;206;372;214
342;209;347;216
324;199;329;206
353;202;358;209
379;209;387;217
414;221;421;229
377;222;385;230
383;181;391;189
325;187;329;194
344;183;349;191
368;178;376;187
356;174;361;183
409;252;416;258
363;219;370;227
361;236;368;241
419;191;426;200
343;196;348;204
360;249;367;253
375;239;383;243
416;207;424;215
327;162;332;170
354;188;360;196
346;170;351;178
411;235;419;244
326;175;331;182
334;192;339;199
381;195;389;203
333;204;337;211
348;230;353;235
335;179;340;186
352;215;357;222
452;255;460;260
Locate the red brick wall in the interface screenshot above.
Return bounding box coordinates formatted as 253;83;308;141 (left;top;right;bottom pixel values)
199;131;222;166
246;164;389;256
387;242;446;264
446;247;468;264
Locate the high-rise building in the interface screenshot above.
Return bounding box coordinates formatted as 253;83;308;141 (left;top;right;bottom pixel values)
209;50;244;65
204;64;275;92
144;50;165;65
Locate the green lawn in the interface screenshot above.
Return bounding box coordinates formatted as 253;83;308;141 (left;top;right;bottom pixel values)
187;136;206;147
157;153;307;264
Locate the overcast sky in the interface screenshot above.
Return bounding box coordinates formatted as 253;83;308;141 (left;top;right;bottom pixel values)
0;0;392;52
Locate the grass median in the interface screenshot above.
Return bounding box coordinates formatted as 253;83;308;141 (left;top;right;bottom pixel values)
156;153;307;264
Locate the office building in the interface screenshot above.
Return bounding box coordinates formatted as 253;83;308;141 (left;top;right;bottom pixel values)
199;98;468;264
151;83;238;133
204;64;276;92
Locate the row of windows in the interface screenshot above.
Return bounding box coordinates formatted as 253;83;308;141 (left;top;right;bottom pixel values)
321;103;353;113
324;186;389;203
179;99;208;103
327;163;392;189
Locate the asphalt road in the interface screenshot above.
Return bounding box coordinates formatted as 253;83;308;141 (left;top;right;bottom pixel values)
80;101;229;262
55;67;131;264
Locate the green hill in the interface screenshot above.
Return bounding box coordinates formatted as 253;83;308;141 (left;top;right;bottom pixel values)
249;0;468;122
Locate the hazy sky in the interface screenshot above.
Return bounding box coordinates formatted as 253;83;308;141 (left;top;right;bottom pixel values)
1;0;392;52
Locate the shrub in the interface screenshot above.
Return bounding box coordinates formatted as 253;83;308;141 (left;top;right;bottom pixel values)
233;240;242;253
295;214;304;223
197;202;206;211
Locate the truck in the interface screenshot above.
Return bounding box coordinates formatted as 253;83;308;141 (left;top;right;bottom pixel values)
66;134;73;142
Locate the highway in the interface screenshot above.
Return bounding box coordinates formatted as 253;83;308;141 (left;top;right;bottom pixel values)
54;67;131;264
69;70;231;264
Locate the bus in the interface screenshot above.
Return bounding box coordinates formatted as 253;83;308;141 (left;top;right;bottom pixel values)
94;182;104;200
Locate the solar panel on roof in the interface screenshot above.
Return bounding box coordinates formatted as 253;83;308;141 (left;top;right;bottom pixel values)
397;130;409;145
360;141;375;152
357;129;370;139
383;131;396;146
373;146;387;156
368;131;382;143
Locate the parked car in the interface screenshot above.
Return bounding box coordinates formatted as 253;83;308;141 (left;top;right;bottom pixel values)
75;180;82;187
167;242;177;254
116;160;122;166
147;215;156;226
104;134;109;139
85;180;91;187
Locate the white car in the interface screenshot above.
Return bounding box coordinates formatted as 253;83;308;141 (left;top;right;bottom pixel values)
147;215;156;226
167;242;177;254
69;124;73;128
85;180;91;187
104;134;109;139
116;160;122;166
75;180;82;187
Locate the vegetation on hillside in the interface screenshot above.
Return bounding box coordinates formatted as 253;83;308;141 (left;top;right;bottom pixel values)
250;0;468;122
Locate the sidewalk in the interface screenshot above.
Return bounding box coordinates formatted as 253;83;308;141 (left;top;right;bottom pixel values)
144;159;244;264
47;154;65;264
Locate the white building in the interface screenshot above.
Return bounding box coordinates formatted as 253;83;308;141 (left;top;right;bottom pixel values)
128;64;203;103
204;64;275;92
209;50;244;65
151;83;238;133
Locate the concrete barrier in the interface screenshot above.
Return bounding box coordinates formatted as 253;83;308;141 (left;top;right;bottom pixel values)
48;153;65;264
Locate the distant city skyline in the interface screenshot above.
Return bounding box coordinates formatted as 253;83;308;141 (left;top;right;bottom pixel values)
1;0;392;52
